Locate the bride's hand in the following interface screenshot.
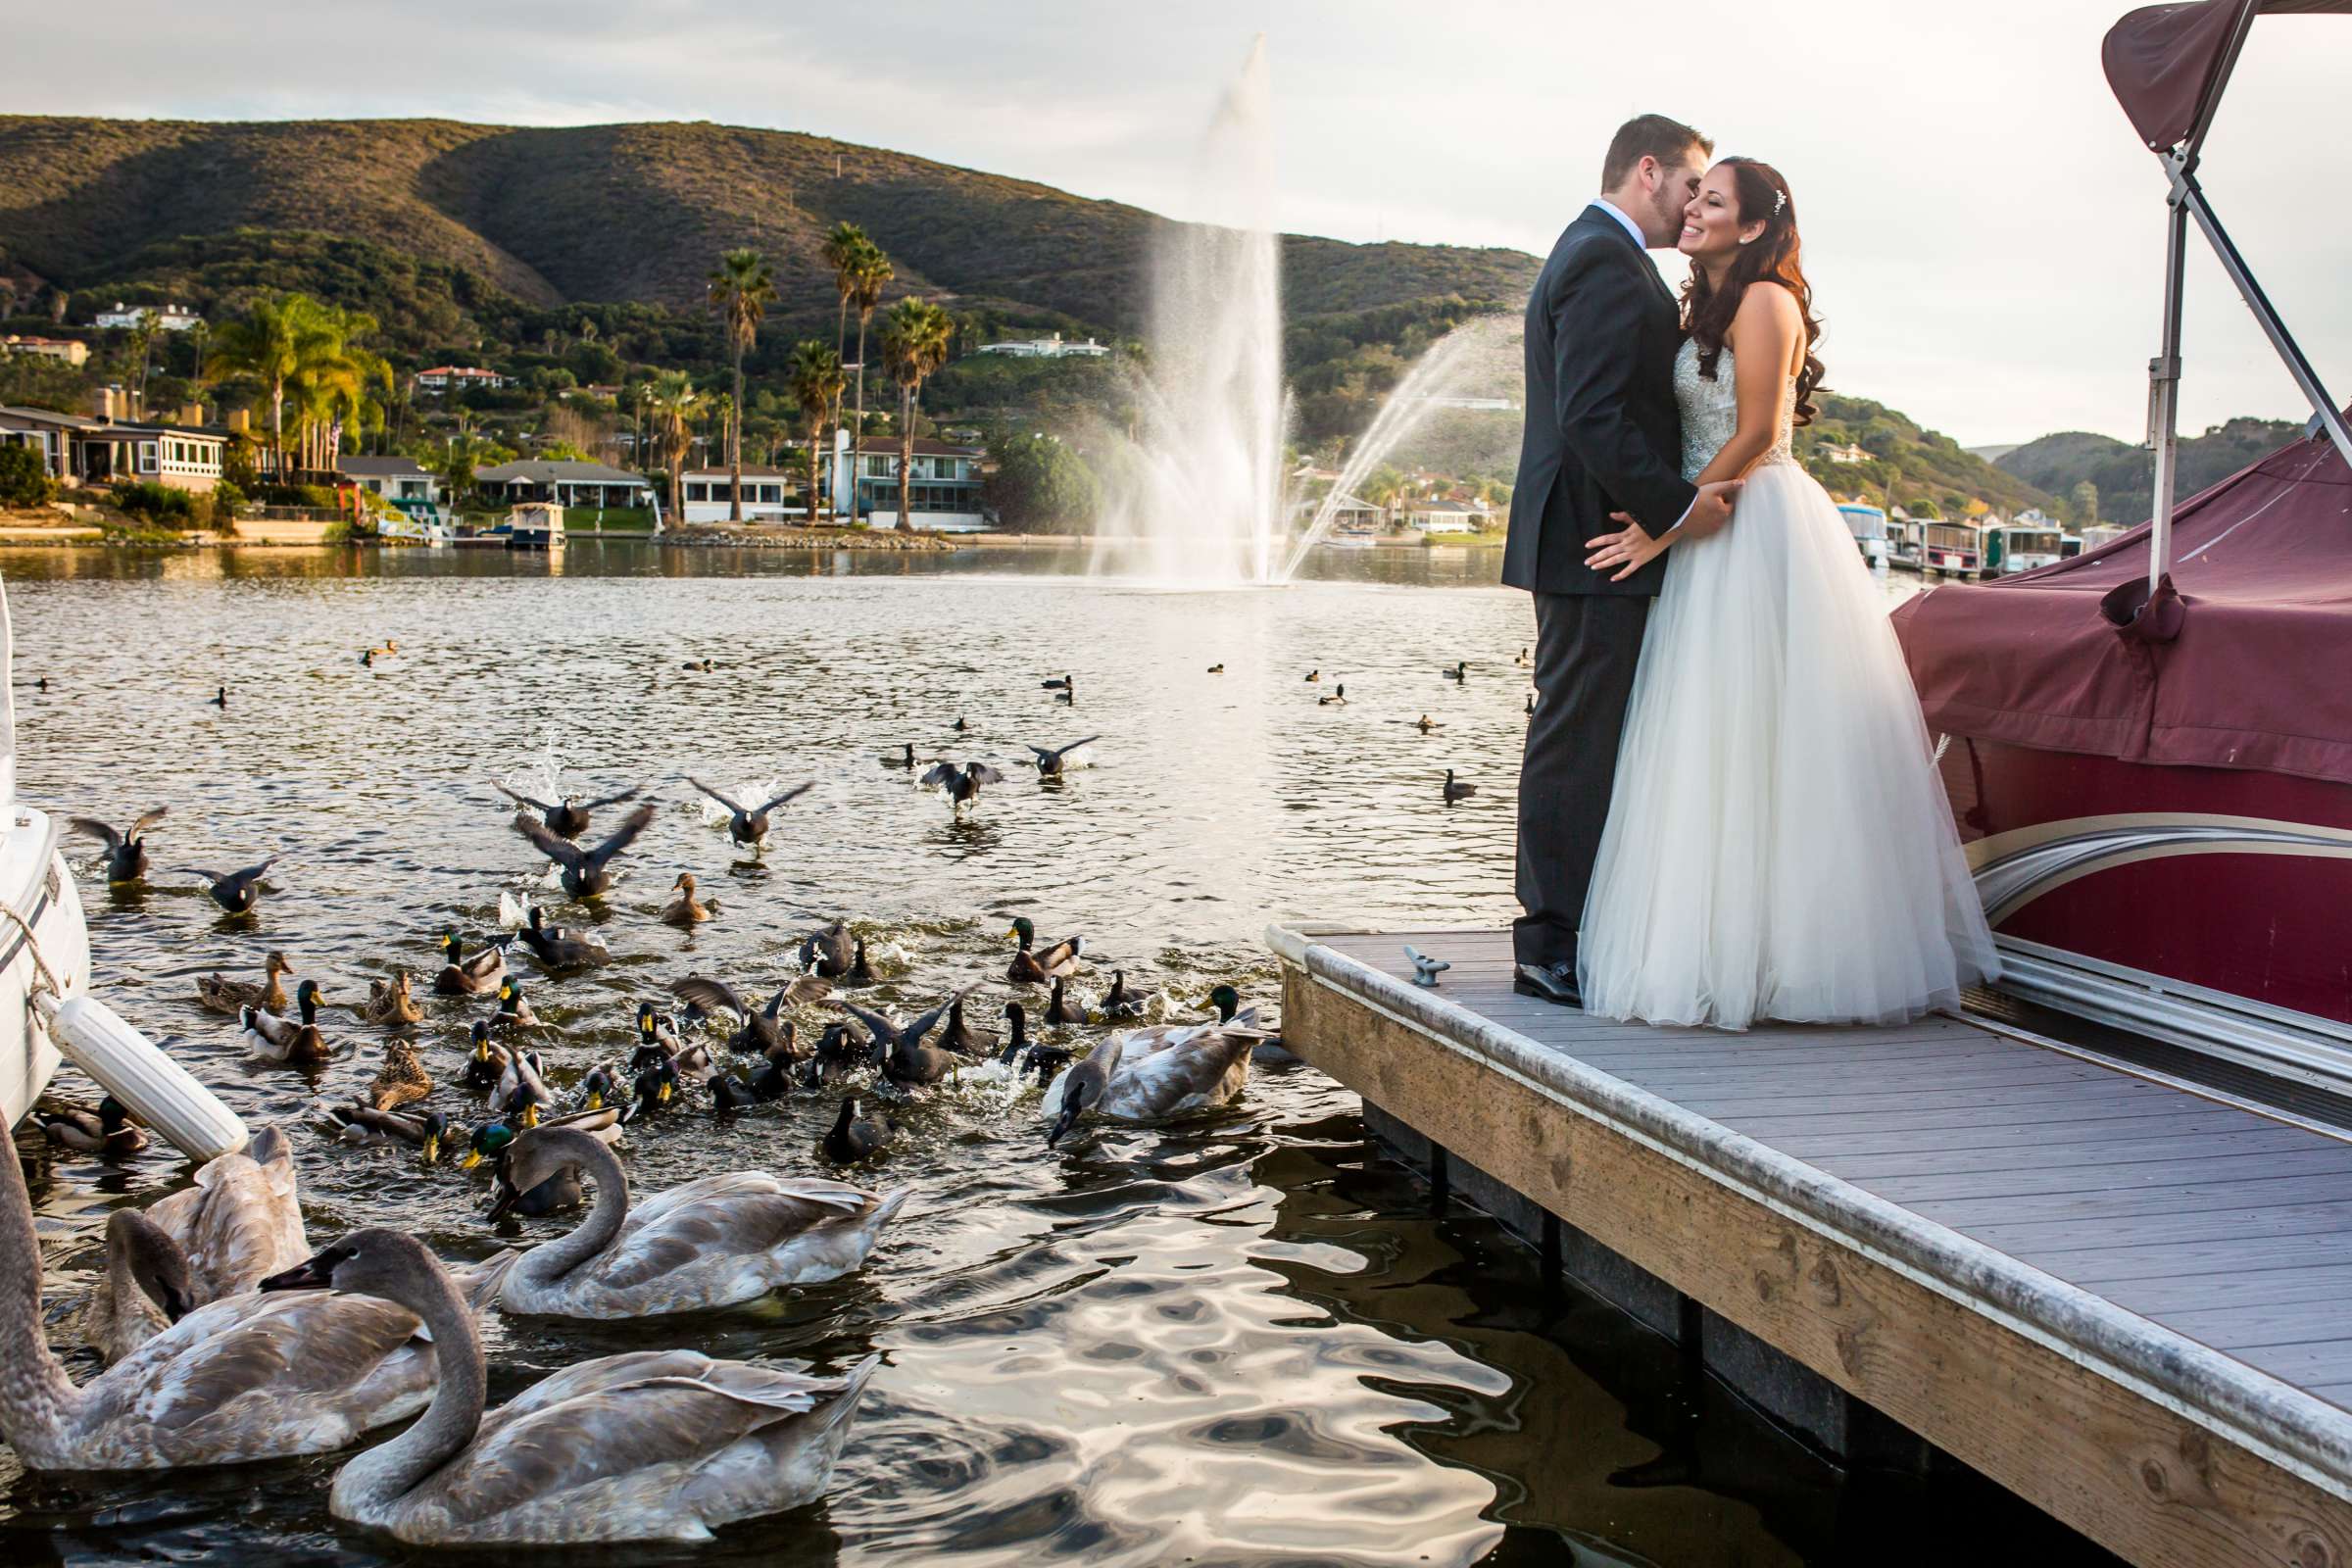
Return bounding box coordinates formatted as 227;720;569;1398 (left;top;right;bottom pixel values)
1585;514;1668;581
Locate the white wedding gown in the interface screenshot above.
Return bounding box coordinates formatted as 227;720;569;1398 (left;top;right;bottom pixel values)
1577;340;1999;1029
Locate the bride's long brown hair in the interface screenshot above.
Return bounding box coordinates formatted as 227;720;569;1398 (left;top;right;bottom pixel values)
1679;157;1825;426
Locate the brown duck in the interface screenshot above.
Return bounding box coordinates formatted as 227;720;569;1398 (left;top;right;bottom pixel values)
196;951;295;1016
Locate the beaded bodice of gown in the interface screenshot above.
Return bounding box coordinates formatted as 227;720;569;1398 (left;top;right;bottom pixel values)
1675;338;1796;482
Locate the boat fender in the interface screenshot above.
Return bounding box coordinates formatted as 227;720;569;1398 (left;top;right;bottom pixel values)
32;992;248;1162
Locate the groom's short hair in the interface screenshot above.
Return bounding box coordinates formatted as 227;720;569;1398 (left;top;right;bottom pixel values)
1601;115;1711;191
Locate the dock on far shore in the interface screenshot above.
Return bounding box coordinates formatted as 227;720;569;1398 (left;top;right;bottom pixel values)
1266;921;2352;1567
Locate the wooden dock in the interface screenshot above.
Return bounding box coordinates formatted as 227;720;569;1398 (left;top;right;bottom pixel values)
1268;922;2352;1568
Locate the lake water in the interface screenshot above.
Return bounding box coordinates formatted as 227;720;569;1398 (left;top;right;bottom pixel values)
0;543;2112;1566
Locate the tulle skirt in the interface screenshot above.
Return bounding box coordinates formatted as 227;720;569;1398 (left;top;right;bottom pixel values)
1578;460;1999;1030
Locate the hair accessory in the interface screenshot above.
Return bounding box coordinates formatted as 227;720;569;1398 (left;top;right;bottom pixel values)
1772;189;1788;217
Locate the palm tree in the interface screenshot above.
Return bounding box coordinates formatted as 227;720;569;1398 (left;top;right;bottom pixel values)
645;370;700;522
844;240;894;520
707;248;776;522
822;222;867;365
786;340;845;525
879;299;953;532
436;431;491;517
207;296;307;478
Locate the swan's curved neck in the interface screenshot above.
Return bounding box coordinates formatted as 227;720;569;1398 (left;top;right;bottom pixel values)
334;1260;484;1517
0;1135;84;1442
517;1133;628;1285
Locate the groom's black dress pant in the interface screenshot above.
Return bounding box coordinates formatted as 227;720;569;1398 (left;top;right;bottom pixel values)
1514;592;1649;972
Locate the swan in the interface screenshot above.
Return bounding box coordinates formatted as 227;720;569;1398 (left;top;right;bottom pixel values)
262;1230;876;1544
489;1126;907;1318
1043;1010;1267;1146
0;1126;507;1470
80;1126;309;1361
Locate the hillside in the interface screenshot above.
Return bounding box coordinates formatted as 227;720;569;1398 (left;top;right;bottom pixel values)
1795;393;2053;517
0;116;1539;348
1995;418;2299;524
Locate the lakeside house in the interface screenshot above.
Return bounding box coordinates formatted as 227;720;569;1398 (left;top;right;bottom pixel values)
471;458;650;511
0;335;89;368
90;302;202;331
1405;504;1495;535
831;433;987;530
416;366;513;393
0;402;224;491
974;331;1109;361
678;465;800;523
337;455;442;509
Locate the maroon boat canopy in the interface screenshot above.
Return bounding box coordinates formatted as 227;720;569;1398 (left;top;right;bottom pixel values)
2104;0;2352;151
1891;419;2352;786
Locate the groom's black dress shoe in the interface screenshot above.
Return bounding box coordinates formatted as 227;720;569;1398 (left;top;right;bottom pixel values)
1513;961;1583;1008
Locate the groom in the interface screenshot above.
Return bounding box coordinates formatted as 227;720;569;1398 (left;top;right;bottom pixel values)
1504;113;1740;1006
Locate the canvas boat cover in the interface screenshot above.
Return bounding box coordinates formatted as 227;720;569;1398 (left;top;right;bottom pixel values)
1891;420;2352;785
2103;0;2351;151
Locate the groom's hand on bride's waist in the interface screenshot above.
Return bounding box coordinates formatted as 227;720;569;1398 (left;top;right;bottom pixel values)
1585;481;1741;580
1683;479;1741;537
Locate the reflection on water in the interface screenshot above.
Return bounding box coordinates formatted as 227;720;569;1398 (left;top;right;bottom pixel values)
0;544;2104;1566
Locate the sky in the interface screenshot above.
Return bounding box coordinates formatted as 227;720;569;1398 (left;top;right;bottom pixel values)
9;0;2350;447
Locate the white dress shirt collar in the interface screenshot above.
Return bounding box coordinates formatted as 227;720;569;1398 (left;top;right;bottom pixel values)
1593;196;1652;250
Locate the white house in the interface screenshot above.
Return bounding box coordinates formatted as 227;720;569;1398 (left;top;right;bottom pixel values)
472;459;650;511
1819;440;1872;465
339;456;442;509
0;335;89;368
677;465;802;523
91;302;203;331
416;366;513;393
974;331;1109;361
832;430;987;530
1405;505;1494;535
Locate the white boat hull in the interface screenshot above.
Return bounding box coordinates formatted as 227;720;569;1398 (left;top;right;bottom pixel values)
0;808;82;1129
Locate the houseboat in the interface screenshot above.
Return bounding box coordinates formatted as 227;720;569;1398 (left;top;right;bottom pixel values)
1886;513;1925;569
1837;503;1890;568
1984;519;2069;576
1894;0;2352;1088
1920;520;1986;578
507;502;564;551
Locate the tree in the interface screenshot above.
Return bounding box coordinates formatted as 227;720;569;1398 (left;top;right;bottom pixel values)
787;340;845;525
2069;479;2100;529
879;299;953;532
208;296;307;476
707;247;776;522
0;443;54;509
845;239;894;519
984;431;1096;534
645;370;700;522
435;431;494;516
822;222;867;366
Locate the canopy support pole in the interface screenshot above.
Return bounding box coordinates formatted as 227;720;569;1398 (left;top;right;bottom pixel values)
2146;190;2188;594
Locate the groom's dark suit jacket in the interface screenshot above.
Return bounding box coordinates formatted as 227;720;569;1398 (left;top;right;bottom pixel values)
1501;203;1697;597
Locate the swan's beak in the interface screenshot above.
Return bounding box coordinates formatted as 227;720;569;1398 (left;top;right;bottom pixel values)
1047;1102;1081;1148
259;1249;338;1293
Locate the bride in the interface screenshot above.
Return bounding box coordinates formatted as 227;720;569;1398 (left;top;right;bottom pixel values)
1576;157;1997;1030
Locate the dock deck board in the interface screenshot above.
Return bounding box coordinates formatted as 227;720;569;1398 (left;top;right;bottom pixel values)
1271;921;2352;1566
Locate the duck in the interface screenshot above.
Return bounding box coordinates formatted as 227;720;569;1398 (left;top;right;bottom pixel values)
368;638;400;659
356;970;424;1027
1206;663;1224;674
1207;982;1291;1059
325;1104;450;1163
460;1020;504;1091
670;974;827;1055
1045;975;1091;1027
1444;769;1478;805
359;649;375;668
821;1096;895;1163
1414;714;1444;732
1021;1040;1075;1082
1026;735;1101;777
0;1122;493;1471
242;979;331;1065
260;1231;876;1544
800;920;855;978
633;1030;715;1090
1515;645;1531;666
465;1120;583;1216
491;979;542;1032
176;856;278;916
1042;1008;1270;1146
195;950;296;1015
1442;661;1468;680
1317;684;1348;707
486;1126;909;1318
1041;673;1074;692
511;801;655;898
652;869;719;927
1100;970;1156;1021
1303;669;1321;683
805;1021;868;1085
920;760;1005;809
368;1038;433;1111
69;807;166;884
882;743;918;769
634;999;686;1054
940;994;991;1058
997;1001;1033;1066
952;715;970;733
686;778;814;849
1526;691;1536;716
37;1095;147;1156
433;933;507;997
207;686;227;708
839;989;974;1090
514;905;609;970
492;782;640;842
492;1043;551;1118
1004;916;1084;984
845;939;876;986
